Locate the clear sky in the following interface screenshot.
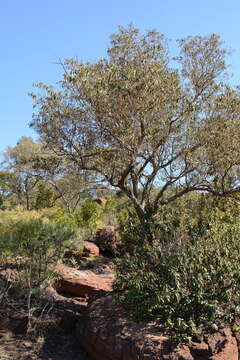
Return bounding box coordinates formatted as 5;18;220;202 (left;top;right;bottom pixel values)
1;0;240;156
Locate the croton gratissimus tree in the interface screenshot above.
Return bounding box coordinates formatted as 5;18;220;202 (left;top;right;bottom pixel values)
30;25;240;241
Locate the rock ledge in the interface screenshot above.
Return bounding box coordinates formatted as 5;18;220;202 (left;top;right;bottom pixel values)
77;295;239;360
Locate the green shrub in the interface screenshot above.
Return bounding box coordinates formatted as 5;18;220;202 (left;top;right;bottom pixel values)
0;209;79;287
114;196;240;335
0;208;80;332
116;193;212;256
101;197;127;227
74;199;103;236
43;208;84;252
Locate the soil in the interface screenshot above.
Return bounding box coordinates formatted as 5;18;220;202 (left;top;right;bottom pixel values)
0;253;114;360
0;303;92;360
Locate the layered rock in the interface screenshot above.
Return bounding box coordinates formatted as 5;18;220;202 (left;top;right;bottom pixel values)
0;268;19;283
93;198;108;206
82;241;100;258
94;226;117;255
54;264;113;299
77;295;239;360
64;241;100;263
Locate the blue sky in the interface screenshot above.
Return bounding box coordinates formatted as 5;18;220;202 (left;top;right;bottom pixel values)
1;0;240;156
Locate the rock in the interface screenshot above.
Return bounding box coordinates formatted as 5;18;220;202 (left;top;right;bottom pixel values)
0;268;19;283
93;198;108;206
82;241;99;258
40;284;88;311
54;264;113;299
90;258;115;277
94;226;117;255
188;340;210;358
77;295;239;360
207;327;238;360
77;295;173;360
167;346;194;360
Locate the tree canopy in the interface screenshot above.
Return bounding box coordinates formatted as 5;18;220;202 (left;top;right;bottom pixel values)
1;137;98;210
30;25;240;234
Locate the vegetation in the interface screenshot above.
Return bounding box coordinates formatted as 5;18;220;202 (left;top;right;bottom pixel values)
1;25;240;341
0;209;76;288
1;136;100;211
114;195;240;336
30;25;240;242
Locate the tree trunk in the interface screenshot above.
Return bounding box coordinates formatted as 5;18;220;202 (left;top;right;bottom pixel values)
133;203;155;243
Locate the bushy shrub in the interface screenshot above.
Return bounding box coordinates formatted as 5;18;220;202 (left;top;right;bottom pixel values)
43;207;84;253
0;207;80;332
0;208;78;286
100;197;127;227
116;193;212;256
114;196;240;335
74;199;104;237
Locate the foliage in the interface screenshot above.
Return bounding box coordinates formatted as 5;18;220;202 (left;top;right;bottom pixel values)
2;137;43;210
114;196;240;335
31;25;240;240
74;199;103;237
0;209;77;272
99;196;128;228
116;192;209;255
34;182;58;209
0;207;78;332
0;170;20;209
1;137;97;211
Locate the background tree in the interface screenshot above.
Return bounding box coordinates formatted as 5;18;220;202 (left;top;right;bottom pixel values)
2;137;101;210
30;146;102;210
30;26;240;240
2;137;42;209
0;170;18;209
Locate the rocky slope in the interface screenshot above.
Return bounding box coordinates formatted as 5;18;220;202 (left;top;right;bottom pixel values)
2;234;240;360
50;237;240;360
77;295;239;360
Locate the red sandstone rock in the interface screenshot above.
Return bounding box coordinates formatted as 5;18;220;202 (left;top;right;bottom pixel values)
167;346;194;360
93;198;108;206
94;226;117;255
82;241;99;258
54;264;112;298
0;268;19;283
41;285;88;312
76;295;239;360
208;327;238;360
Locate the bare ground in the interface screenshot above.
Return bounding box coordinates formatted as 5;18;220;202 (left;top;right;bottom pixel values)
0;301;92;360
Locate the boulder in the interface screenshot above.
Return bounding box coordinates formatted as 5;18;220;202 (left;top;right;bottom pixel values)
208;327;238;360
0;268;19;283
82;241;100;258
94;226;117;255
77;295;239;360
54;264;112;299
93;198;108;206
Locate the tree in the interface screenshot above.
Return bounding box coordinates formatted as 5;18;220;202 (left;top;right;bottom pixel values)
30;26;240;240
32;152;99;210
2;137;42;209
0;170;18;208
2;137;101;210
